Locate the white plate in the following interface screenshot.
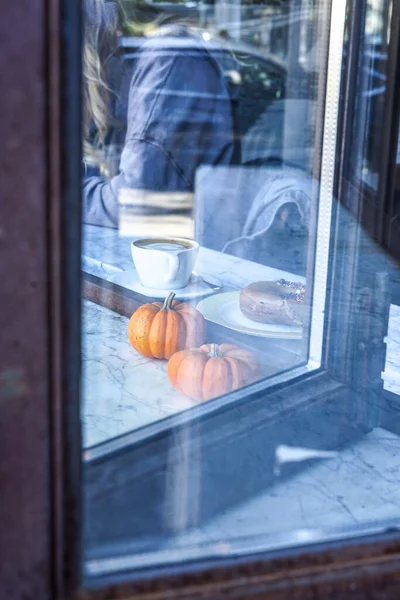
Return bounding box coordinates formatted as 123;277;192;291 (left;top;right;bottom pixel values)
197;292;302;339
107;270;217;299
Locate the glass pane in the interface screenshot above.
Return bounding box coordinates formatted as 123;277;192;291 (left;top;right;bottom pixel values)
82;0;327;447
344;0;392;192
81;0;400;578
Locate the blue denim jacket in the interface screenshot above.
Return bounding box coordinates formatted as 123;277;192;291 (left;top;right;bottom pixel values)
83;28;236;227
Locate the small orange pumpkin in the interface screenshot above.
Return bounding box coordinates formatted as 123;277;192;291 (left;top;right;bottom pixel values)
168;343;259;402
128;292;206;359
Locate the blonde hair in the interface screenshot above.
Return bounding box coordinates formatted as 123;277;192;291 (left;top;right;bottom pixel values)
83;1;175;172
83;0;116;172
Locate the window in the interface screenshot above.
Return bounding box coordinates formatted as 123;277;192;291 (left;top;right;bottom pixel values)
82;0;328;447
80;0;400;577
2;0;400;597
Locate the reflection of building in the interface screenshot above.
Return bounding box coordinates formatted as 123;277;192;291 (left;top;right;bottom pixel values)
366;0;385;39
141;0;318;64
215;0;241;40
207;0;319;72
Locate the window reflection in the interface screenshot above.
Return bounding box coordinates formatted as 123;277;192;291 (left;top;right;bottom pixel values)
82;0;400;577
344;0;391;191
82;0;321;444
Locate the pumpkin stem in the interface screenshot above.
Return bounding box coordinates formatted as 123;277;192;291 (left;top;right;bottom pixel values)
208;344;220;358
162;292;176;310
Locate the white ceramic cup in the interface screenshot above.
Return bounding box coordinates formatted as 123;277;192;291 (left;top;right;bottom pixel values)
131;237;199;290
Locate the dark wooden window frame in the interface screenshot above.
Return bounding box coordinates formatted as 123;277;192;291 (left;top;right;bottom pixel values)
336;0;400;255
2;0;400;599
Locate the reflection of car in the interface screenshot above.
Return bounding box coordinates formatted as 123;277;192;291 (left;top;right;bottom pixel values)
225;44;288;165
228;45;286;139
118;35;287;163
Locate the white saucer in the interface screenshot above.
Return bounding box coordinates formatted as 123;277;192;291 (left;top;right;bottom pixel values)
107;270;217;299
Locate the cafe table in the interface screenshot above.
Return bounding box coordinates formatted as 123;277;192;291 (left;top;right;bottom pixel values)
81;224;308;449
82;224;400;448
82;224;400;569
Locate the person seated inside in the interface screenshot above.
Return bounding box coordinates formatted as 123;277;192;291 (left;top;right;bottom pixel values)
82;0;237;228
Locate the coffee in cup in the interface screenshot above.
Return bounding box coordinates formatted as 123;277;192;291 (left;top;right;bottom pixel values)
131;237;199;289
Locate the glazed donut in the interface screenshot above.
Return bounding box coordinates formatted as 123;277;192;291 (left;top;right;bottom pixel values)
239;279;306;325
